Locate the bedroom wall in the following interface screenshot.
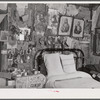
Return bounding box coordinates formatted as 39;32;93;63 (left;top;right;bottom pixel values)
89;6;100;64
31;4;91;49
1;3;92;72
27;4;92;69
46;4;91;66
44;4;91;66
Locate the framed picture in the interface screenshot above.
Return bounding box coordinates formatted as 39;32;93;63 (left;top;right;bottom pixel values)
35;12;47;34
48;9;59;35
72;18;84;37
58;16;73;36
0;31;8;41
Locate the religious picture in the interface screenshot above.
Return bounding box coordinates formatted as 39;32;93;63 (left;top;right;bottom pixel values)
48;9;59;35
58;16;73;35
61;18;69;33
72;18;84;37
35;12;47;35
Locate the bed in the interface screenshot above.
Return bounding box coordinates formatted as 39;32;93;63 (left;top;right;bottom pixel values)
34;48;100;88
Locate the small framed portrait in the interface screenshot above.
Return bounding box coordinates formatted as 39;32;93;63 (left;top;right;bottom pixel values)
58;16;73;36
72;18;84;38
0;31;8;41
7;49;13;59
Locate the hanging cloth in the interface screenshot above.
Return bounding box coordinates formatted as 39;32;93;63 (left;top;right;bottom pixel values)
92;6;100;31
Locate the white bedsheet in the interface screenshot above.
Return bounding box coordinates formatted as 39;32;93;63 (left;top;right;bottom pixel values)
45;71;100;88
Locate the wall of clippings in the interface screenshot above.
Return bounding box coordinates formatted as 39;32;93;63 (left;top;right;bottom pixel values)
0;3;92;73
46;4;91;65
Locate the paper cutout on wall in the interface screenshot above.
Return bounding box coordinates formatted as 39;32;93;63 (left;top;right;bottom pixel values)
66;37;80;49
66;4;79;16
1;50;7;55
19;27;31;41
19;28;30;35
72;39;80;49
0;31;8;42
66;37;73;48
7;36;17;49
19;34;24;41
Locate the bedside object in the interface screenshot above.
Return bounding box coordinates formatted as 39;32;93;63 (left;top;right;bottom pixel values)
16;74;46;88
7;80;16;87
0;78;6;87
93;73;100;82
89;70;100;82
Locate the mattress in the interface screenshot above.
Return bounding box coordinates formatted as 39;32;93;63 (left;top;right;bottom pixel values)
45;71;100;88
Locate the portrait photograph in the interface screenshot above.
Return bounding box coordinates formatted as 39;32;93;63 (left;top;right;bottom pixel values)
72;18;84;37
58;16;73;35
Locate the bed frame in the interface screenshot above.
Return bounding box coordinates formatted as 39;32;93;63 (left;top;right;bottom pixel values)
34;48;84;75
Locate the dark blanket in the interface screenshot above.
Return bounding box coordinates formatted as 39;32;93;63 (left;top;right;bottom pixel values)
84;64;100;75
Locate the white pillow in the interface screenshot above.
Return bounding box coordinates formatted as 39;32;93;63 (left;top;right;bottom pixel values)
60;54;76;73
44;53;64;77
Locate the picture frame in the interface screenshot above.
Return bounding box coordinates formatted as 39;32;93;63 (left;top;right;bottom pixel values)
48;8;59;35
35;12;47;34
72;18;84;38
0;31;8;42
58;16;73;36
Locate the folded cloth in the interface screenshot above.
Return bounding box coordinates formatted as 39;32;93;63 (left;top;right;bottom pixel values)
90;71;99;75
84;64;100;73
